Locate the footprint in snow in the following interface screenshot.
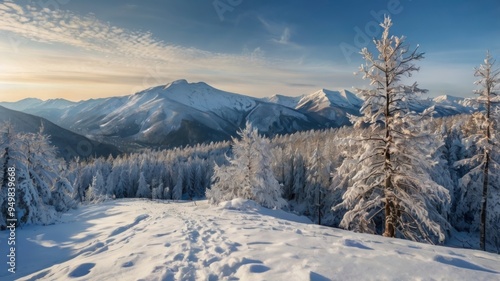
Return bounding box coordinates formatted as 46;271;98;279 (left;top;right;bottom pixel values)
433;255;499;274
69;263;95;278
121;261;134;268
342;239;374;250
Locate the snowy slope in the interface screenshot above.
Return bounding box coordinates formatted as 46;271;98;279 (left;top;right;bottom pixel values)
0;98;45;111
2;199;499;281
432;95;472;115
0;106;120;159
261;94;303;109
92;80;319;145
246;103;322;134
294;89;363;126
297;89;363;112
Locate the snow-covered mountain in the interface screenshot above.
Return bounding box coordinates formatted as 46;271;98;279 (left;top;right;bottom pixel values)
260;94;303;109
3;199;499;281
431;95;473;116
294;89;363;126
1;80;324;148
0;106;120;159
0;80;480;149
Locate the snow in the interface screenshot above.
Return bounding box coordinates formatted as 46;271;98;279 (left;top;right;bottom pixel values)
297;89;363;112
2;199;499;281
433;95;465;105
151;79;257;113
261;94;303;109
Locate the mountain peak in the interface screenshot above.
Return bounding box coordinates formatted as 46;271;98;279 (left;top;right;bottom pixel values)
172;79;188;85
163;79;190;89
433;95;463;103
299;88;362;111
261;94;303;108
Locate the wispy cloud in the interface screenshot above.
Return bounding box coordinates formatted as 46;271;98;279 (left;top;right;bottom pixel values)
0;1;349;101
275;27;291;45
258;16;301;48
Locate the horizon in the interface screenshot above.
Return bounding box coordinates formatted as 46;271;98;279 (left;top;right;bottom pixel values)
1;0;499;102
0;78;478;103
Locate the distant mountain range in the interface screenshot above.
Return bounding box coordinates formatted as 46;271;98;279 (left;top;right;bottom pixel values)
0;79;482;151
0;106;120;160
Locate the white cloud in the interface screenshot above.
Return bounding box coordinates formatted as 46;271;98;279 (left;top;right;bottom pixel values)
0;2;352;100
277;27;291;45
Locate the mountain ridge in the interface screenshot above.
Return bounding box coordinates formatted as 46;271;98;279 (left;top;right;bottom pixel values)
0;105;120;159
0;80;481;150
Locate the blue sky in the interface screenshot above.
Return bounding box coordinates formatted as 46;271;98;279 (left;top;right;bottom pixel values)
0;0;499;101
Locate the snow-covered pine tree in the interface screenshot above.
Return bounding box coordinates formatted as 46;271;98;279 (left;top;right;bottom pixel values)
51;177;75;212
86;171;105;203
192;163;204;198
23;127;59;206
283;147;295;201
136;172;151;198
115;168;129;198
305;146;323;224
293;153;306;204
334;16;450;243
207;122;286;209
152;182;163;200
455;52;499;251
127;162;140;197
163;185;172;200
172;170;183;200
0;125;57;226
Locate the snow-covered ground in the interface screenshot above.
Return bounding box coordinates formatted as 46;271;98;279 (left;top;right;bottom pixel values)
1;199;499;281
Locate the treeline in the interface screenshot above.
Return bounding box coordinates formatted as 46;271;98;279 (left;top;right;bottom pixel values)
58;114;500;249
67;142;231;203
0;112;498;250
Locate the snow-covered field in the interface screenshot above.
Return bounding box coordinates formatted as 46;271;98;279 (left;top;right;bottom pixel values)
1;199;499;281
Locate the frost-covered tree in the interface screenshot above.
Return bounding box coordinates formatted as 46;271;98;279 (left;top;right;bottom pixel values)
334;16;450;243
152;182;163;200
456;52;499;251
136;172;151;198
163;185;171;200
0;123;76;226
293;154;306;204
51;177;75;212
207;123;286;209
172;171;183;200
86;171;106;203
305;147;323;224
127;162;140;197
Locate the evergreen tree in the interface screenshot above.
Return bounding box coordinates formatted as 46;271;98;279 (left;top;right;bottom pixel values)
456;52;499;251
136;172;151;198
293;153;306;204
207;122;286;209
334;16;450;243
51;177;75;212
86;171;105;203
172;170;183;200
306;147;323;224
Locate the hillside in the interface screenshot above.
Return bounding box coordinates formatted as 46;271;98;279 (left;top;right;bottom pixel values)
2;199;499;281
0;106;120;159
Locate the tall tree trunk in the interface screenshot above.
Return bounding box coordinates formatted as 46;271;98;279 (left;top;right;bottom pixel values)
480;92;491;251
383;68;396;238
383;178;395;237
480;153;489;251
317;186;322;225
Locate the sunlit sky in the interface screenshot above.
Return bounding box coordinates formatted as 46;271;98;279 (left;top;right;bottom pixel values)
0;0;499;102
